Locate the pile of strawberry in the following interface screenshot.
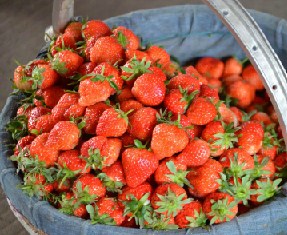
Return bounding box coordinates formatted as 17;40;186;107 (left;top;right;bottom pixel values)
7;19;287;230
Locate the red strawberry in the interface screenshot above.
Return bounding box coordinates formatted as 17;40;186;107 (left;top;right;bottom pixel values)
14;135;35;156
90;37;124;65
237;121;264;155
116;87;134;101
52;50;84;77
125;49;152;62
128;107;157;141
95;197;125;225
64;21;83;41
99;161;126;193
177;139;210;167
118;182;152;201
121;133;136;148
122;146;158;188
30;64;59;89
226;80;255;108
96;107;129;137
175;201;206;228
113;26;140;50
186;97;217;125
242;64;264;90
154;157;187;185
167;74;201;93
27;106;51;131
274;152;287;169
255;155;275;178
46;121;80;150
131;73;166;106
251;112;272;125
222;74;242;86
195;57;224;79
30;133;58;166
34;114;57;133
50;33;76;56
202;192;238;224
119;100;143;116
219;148;254;176
199;84;219;102
146;45;170;69
184;65;208;85
187;159;223;198
83;102;110;134
42;86;65;108
78;62;97;76
81;136;122;169
58;149;90;174
13;65;33;91
222;57;242;78
73;173;106;203
151;183;190;217
151;123;189;160
82;20;111;39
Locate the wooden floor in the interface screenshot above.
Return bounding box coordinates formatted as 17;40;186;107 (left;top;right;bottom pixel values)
0;0;286;234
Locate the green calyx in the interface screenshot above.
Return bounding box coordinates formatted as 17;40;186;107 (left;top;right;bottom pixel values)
263;123;282;148
114;104;133;124
122;193;153;228
208;198;237;225
73;181;98;204
212;122;239;150
121;56;151;81
224;153;247;178
86;204;116;225
30;67;46;90
6;115;28;141
144;212;179;230
245;155;271;179
165;161;191;187
256;178;282;202
51;57;68;75
186;209;208;228
82;148;106;170
56;164;80;188
155;188;191;217
179;87;199;112
97;172;124;193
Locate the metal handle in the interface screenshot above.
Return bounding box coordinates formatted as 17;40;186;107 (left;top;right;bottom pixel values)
202;0;287;149
52;0;74;35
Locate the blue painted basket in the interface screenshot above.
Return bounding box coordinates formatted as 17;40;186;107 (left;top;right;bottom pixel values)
1;5;287;235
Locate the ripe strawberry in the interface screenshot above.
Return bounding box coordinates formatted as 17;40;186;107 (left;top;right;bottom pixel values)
251;112;272;125
253;155;275;178
94;197;125;225
13;65;33;90
274;152;287;169
50;33;77;56
151;183;190;217
42;86;65;108
34;114;57;133
167;74;200;93
121;133;136;148
46;121;80;150
131;73;166;106
30;64;59;89
226;80;255;108
222;74;242;86
14;135;35;156
25;59;49;77
64;21;83;41
184;65;208;85
128;107;157;141
242;64;264;90
90;37;124;65
83;102;110;134
52;50;84;77
125;49;152;62
217;103;238;125
164;88;197;115
230;106;243;123
146;45;170;69
219;148;254;177
118;182;152;202
116;87;134;101
113;26;140;50
187;159;223;198
202;192;238;224
73;174;106;203
78;62;97;76
99;161;126;193
177;139;210;167
58;149;90;174
186;97;217;125
27;106;51;131
237;121;264;155
151;123;189;160
82;20;111;39
119;100;143;115
122;146;158;188
30;133;58;166
80;136;122;169
199;84;219;102
154;157;188;186
195;57;224;79
96;107;129;137
222;57;242;77
175;201;206;229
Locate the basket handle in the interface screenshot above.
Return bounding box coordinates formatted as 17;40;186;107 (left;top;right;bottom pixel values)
203;0;287;149
52;0;74;34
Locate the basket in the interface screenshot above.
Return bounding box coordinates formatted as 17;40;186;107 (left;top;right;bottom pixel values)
1;5;287;235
